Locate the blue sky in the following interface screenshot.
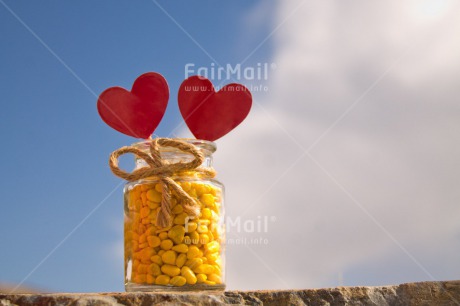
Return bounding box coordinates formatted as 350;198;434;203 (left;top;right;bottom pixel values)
0;1;273;292
2;0;460;294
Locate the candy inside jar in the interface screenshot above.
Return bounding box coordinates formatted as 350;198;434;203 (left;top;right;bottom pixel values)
121;139;225;292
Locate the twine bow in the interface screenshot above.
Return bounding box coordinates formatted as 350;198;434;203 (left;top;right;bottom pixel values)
109;138;216;228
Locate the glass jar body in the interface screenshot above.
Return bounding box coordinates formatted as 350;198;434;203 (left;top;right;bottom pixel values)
123;141;225;292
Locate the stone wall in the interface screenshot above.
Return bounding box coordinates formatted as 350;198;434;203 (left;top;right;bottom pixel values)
1;280;459;305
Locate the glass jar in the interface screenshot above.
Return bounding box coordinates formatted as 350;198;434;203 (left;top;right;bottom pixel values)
123;139;225;291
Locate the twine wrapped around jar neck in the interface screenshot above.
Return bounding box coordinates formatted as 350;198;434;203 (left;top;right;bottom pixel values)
109;137;216;228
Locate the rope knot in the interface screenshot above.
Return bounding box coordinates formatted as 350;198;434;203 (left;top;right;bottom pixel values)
109;138;216;228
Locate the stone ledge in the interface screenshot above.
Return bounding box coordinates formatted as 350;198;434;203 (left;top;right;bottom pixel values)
1;280;459;305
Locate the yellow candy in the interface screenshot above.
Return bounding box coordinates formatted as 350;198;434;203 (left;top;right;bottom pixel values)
189;231;200;244
200;194;215;206
139;242;149;249
170;198;178;208
214;257;223;269
155;275;170;285
126;179;224;287
196;273;207;283
211;211;219;222
204;280;216;285
187;245;201;259
140;248;154;262
176;253;187;268
171;204;184;214
151;255;163;265
154;183;163;193
206;252;219;263
138;233;146;244
185;222;197;233
207;273;222;284
170;275;187;286
186;258;203;270
173;213;188;225
137;264;148;274
147;201;159;210
198;219;210;226
146;274;155;284
213;264;222;276
201;208;212;219
161;264;181;277
160;239;173;250
194;184;204;195
140;207;150;219
131;240;139;252
206;241;219;253
146;227;157;235
133;259;140;271
209;186;217;196
129;189;140;202
146;189;162;202
172;244;188;253
199;234;210;245
149;263;161;276
131;199;142;212
181;266;197;285
183;236;192;245
186;188;197;198
158;232;168;240
162;250;177;265
140;192;147;205
180;181;191;191
168;225;186;244
133;274;146;283
197;224;208;233
147;235;161;248
193;264;214;274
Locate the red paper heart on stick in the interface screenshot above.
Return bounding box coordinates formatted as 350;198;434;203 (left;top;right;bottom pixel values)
97;72;169;139
178;76;252;141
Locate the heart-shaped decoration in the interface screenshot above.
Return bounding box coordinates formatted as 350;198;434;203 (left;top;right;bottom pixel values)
178;76;252;141
97;72;169;138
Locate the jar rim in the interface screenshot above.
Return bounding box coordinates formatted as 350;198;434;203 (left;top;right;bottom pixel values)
131;138;216;154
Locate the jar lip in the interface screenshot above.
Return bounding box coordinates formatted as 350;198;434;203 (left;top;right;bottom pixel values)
131;138;216;154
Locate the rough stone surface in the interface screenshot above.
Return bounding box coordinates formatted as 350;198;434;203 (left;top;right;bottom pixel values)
1;280;459;305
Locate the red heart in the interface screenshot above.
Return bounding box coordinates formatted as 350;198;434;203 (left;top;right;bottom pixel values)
97;72;169;139
178;76;252;141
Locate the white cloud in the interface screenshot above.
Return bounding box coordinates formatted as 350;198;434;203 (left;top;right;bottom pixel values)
179;0;460;290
